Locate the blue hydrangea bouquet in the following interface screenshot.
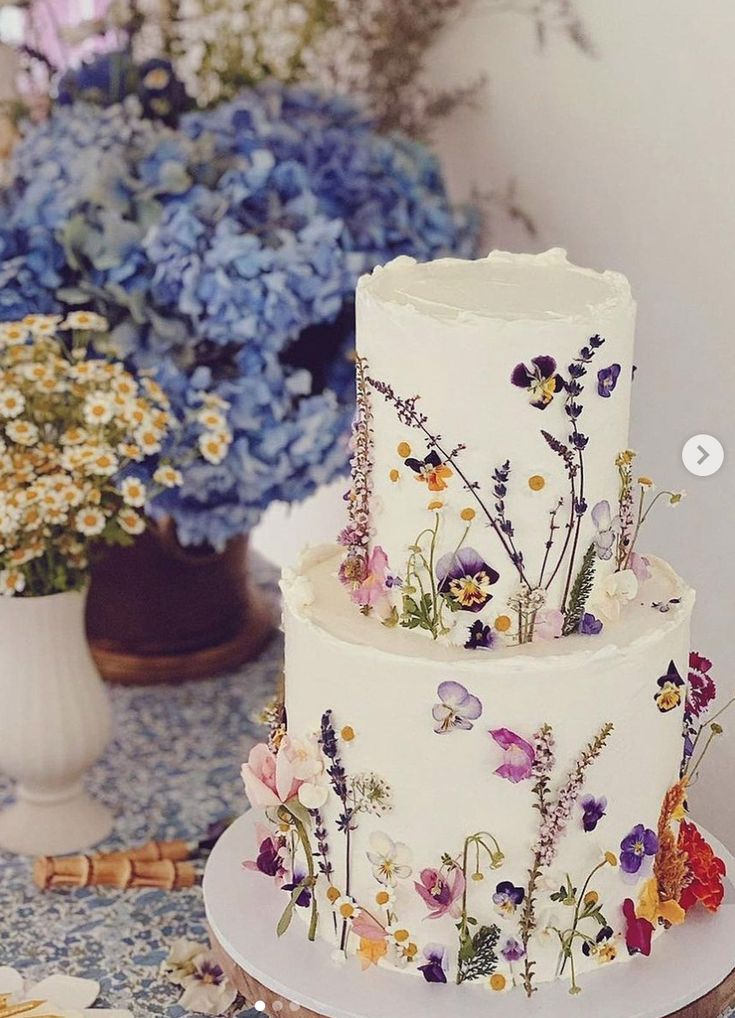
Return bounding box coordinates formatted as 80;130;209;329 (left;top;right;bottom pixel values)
0;53;478;550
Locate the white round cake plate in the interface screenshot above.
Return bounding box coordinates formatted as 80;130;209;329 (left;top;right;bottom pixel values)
204;812;735;1018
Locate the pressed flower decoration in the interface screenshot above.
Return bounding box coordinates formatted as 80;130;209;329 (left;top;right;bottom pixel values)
436;548;499;613
655;661;685;713
404;450;453;491
510;355;565;410
619;824;659;875
579;794;607;832
432;681;483;734
597;363;621;397
489;728;535;783
161;939;237;1016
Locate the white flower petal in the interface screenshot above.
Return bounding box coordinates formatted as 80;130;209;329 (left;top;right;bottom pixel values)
28;975;99;1010
297;782;329;810
368;831;394;858
0;966;24;995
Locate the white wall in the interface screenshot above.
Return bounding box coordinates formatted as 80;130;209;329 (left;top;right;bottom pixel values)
255;1;735;841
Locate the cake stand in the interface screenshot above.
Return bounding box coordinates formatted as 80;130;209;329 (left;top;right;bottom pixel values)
204;813;735;1018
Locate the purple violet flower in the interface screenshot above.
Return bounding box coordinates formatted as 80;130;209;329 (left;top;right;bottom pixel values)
500;936;526;963
597;363;621;397
432;681;483;734
579;613;603;636
282;866;312;908
493;881;525;916
511;355;565;409
620;824;659;874
418;943;449;984
436;547;499;613
464;620;497;650
580;794;608;832
582;925;614;956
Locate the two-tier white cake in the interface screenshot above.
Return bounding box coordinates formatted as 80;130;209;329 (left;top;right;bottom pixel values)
240;250;726;999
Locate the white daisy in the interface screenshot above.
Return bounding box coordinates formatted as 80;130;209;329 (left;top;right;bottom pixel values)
83;394;114;427
0;387;26;418
0;568;25;595
6;420;39;446
118;509;145;535
61;310;109;332
120;476;147;508
153;464;183;488
75;507;106;536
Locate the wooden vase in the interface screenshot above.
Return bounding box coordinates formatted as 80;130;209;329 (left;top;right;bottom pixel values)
86;520;277;685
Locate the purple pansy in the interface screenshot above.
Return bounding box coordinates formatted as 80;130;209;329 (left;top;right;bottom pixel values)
465;620;497;650
244;825;286;883
436;547;499;613
489;728;535;783
579;612;604;636
582;925;614;956
580;794;608;832
620;824;659;874
597;363;621;397
418;943;449;984
500;936;526;963
432;681;483;734
282;865;312;908
493;881;525;916
511;355;566;410
591;500;619;560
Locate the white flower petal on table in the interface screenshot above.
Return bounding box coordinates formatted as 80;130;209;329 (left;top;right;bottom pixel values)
178;975;237;1016
0;966;24;995
29;975;100;1009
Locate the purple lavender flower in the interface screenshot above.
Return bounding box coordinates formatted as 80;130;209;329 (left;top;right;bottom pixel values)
432;681;483;734
436;548;499;613
493;881;525;916
620;824;659;874
500;936;526;963
418;943;449;984
511;355;565;409
579;613;604;636
597;363;621;397
464;620;497;650
580;794;607;832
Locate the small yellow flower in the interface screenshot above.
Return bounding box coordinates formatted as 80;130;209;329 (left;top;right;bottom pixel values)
584;890;599;907
397;441;411;458
83;394;114;427
118;442;143;461
326;886;341;904
340;725;356;743
604;851;618;868
86;451;119;477
427;499;443;511
61;427;87;446
495;615;512;633
637;476;654;487
392;929;409;944
335;897;360;921
460;507;476;521
375;890;391;908
198;408;227;431
528;474;546;491
136;428;164;456
616;449;636;466
490;974;507;992
389;468;400;482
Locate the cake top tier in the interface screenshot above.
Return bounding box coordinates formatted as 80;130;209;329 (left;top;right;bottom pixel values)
339;249;650;652
358;247;632;323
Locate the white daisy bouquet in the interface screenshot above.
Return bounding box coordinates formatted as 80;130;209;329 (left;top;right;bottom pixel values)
0;311;200;597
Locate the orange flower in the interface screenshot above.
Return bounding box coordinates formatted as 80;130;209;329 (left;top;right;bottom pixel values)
404;450;453;491
677;820;726;913
654;778;689;904
357;937;388;970
636;877;685;928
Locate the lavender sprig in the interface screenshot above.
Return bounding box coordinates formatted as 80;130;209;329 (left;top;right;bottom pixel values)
320;710;355;951
369;377;530;586
492;460;526;570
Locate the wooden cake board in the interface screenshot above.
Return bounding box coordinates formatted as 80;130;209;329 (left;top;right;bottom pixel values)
205;814;735;1018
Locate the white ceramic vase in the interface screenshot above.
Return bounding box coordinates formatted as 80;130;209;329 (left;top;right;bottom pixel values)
0;588;113;855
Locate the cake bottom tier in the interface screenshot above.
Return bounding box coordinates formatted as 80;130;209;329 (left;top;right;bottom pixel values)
246;545;706;996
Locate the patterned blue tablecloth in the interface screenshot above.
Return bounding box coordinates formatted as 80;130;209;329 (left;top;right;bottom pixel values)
0;556;733;1018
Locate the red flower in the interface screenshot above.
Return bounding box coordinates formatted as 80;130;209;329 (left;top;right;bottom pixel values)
686;651;716;717
677;820;726;913
623;898;653;956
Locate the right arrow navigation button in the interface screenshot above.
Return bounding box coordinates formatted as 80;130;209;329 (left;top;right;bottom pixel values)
682;434;724;477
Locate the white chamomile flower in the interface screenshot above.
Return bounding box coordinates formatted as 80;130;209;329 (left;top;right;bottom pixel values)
374;887;396;909
0;568;25;595
6;420;39;446
86;450;119;477
0;387;25;418
0;322;29;345
22;313;62;336
118;509;146;536
75;506;106;537
334;897;361;922
120;476;147;508
198;431;230;464
197;407;227;431
135;426;163;456
61;310;109;332
83;393;114;427
153;464;183;488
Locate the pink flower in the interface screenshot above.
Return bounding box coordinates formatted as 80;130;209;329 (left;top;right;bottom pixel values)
352;545;391;612
241;735;328;811
533;609;564;641
351;911;387;942
243;823;286;885
629;552;652;584
414;867;465;920
489;728;536;783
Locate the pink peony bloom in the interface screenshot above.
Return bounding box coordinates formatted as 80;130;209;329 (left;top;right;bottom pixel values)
533;609;564;641
489;728;536;783
352;546;391;612
414;866;465;920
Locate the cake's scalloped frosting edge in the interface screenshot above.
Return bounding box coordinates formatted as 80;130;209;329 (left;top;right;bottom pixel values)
281;543;696;673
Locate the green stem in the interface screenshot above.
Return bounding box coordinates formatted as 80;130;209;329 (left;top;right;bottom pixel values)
285;807;319;943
